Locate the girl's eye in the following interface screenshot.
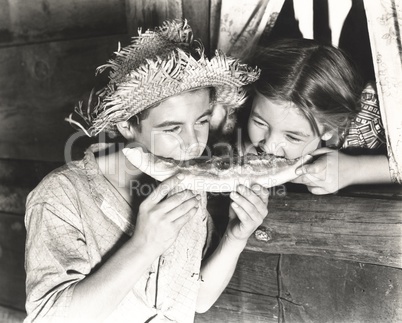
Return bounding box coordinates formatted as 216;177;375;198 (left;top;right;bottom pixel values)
286;135;302;143
163;126;181;134
253;119;268;127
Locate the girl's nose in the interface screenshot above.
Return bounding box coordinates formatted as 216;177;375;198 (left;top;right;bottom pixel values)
261;134;285;157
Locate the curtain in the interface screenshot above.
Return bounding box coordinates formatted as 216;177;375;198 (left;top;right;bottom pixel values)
363;0;402;183
212;0;285;58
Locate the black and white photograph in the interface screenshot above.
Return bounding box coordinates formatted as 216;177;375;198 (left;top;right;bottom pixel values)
0;0;401;322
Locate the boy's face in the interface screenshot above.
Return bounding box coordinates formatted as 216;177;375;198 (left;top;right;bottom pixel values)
247;92;325;160
132;89;212;161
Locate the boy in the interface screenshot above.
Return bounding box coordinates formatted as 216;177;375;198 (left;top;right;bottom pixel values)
24;20;267;322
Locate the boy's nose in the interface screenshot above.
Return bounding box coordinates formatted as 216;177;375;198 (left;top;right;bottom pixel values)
182;129;202;157
183;128;199;147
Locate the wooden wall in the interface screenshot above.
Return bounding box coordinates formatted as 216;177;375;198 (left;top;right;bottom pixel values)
0;0;127;318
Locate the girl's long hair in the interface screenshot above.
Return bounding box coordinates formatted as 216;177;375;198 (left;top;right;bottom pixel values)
251;38;363;146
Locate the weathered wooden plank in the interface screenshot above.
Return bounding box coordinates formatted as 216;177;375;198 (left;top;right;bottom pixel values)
340;183;402;199
247;191;402;268
0;185;31;216
0;212;26;311
0;0;126;47
182;0;211;54
279;254;402;323
287;182;402;199
228;251;279;296
194;288;278;323
0;305;25;323
0;35;125;161
195;251;279;322
209;0;222;51
125;0;210;52
0;159;62;187
125;0;183;36
0;159;62;214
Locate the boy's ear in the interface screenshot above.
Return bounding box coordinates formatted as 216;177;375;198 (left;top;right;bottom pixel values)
116;121;136;140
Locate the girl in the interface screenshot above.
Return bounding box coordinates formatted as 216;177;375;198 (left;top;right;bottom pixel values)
242;38;393;194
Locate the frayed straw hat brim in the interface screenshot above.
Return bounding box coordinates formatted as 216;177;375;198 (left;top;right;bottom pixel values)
67;20;260;137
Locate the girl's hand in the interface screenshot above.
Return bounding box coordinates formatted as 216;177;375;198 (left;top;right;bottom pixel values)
227;184;269;245
292;148;355;194
130;174;200;257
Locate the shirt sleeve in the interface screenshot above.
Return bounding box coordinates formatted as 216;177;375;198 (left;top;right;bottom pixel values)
342;82;386;150
342;82;400;184
24;174;92;322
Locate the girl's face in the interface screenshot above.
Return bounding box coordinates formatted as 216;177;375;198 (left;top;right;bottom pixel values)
132;89;212;161
247;92;327;160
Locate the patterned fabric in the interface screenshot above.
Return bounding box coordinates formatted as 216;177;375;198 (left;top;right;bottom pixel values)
343;82;385;149
24;144;213;323
363;0;402;183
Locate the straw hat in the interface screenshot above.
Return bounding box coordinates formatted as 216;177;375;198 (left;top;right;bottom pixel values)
67;20;260;137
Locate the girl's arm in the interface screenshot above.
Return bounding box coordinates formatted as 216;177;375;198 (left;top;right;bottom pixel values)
293;148;392;195
196;185;269;312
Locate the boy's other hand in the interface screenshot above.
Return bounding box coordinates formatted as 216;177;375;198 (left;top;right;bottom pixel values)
227;184;269;245
130;174;200;257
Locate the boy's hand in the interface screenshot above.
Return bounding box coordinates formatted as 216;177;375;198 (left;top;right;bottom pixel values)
292;148;354;195
227;184;269;245
131;174;200;256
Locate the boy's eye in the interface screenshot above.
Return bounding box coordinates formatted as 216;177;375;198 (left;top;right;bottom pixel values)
163;126;181;134
196;117;211;126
